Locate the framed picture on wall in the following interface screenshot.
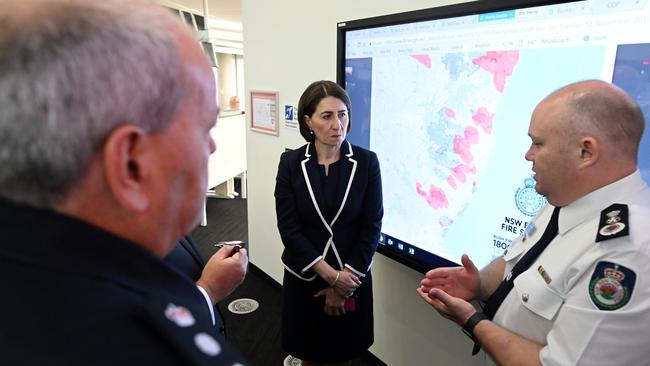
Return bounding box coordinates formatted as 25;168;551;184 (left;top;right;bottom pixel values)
250;90;279;135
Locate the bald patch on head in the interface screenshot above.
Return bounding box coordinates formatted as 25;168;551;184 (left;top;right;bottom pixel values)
542;79;644;162
548;80;636;107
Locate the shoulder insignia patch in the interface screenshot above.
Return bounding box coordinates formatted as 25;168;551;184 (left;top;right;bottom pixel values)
595;203;629;242
589;261;636;311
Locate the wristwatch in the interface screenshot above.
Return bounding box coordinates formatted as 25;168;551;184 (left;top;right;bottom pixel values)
462;311;488;355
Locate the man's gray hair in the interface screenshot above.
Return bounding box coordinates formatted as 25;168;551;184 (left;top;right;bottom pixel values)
0;0;190;208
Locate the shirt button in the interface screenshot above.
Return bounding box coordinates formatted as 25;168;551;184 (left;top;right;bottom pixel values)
522;293;529;302
506;272;513;281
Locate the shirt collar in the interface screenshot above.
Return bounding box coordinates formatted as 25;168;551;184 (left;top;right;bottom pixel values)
558;170;649;235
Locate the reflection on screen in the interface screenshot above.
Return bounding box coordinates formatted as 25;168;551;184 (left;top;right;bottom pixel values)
340;0;650;271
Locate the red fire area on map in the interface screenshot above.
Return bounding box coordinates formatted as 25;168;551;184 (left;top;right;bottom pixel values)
411;54;432;69
411;50;519;218
445;107;456;119
416;181;448;209
453;125;479;164
472;106;494;134
472;50;519;93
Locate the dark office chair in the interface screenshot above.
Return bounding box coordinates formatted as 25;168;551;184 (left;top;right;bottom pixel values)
164;235;226;335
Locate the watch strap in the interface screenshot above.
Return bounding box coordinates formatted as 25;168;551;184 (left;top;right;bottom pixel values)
462;312;488;355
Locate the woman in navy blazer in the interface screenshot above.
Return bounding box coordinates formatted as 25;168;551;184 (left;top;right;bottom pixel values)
275;81;383;365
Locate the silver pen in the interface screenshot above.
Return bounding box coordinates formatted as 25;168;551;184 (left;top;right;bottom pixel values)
213;240;245;250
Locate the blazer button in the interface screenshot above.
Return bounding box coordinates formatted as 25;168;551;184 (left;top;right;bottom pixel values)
522;293;529;302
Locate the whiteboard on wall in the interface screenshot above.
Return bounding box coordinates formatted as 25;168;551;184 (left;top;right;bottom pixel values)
208;112;247;189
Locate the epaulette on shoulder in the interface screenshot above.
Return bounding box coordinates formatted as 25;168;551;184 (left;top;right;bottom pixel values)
595;203;629;243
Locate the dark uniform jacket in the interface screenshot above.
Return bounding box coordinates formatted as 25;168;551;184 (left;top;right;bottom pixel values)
0;199;245;365
164;235;227;336
275;141;383;362
275;141;383;280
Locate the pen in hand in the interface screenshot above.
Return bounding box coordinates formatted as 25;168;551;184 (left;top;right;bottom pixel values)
214;241;245;252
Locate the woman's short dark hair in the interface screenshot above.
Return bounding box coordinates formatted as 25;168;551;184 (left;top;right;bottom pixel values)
297;80;352;142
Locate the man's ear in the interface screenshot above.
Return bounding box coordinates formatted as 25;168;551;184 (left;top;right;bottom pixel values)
579;136;599;168
102;125;151;213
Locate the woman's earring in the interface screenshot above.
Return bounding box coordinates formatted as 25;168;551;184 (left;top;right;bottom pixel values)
309;129;314;135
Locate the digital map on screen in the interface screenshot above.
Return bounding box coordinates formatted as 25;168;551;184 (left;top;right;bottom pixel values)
372;48;606;267
344;1;650;269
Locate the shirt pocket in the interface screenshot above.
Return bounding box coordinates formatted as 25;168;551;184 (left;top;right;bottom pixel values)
513;268;564;320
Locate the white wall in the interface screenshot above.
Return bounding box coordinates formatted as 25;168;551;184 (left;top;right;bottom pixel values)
242;1;485;364
208;113;246;189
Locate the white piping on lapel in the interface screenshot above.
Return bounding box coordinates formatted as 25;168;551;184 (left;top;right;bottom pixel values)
300;143;332;237
331;141;357;227
299;141;358;274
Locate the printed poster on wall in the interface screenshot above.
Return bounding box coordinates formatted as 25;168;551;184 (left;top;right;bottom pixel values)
250;90;279;135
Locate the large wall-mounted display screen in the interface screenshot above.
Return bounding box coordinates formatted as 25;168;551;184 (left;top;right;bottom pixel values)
337;0;650;272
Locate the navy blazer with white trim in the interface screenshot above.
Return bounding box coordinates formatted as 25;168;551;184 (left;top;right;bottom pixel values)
275;141;383;281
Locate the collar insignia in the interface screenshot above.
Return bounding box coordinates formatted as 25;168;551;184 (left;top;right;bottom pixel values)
164;303;195;327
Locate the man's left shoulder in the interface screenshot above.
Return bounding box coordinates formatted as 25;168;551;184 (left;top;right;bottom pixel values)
584;204;650;312
595;203;650;244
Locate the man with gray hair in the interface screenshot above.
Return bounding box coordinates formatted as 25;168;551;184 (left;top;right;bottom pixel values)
0;0;247;364
419;80;650;365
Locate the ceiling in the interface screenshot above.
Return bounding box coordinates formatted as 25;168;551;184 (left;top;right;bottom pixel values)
160;0;242;29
